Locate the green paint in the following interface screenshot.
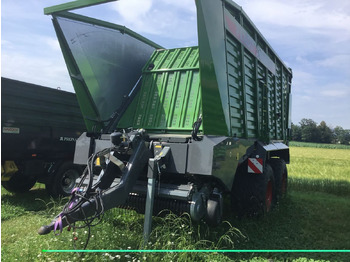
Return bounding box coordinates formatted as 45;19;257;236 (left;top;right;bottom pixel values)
44;0;117;15
196;0;230;136
51;12;160;131
118;47;202;134
46;0;292;139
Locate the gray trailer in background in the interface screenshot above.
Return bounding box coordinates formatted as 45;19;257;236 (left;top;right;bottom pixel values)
39;0;292;242
1;77;86;196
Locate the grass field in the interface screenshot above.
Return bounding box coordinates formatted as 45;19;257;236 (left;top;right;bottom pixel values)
1;142;350;261
289;141;350;150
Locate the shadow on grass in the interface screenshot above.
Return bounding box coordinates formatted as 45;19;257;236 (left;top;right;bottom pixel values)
1;187;54;221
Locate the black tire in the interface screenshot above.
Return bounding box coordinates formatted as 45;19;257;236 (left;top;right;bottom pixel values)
205;199;222;226
231;162;275;217
269;158;288;203
46;162;83;197
1;169;37;193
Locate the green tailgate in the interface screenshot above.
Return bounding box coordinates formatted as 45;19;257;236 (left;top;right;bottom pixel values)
118;47;202;133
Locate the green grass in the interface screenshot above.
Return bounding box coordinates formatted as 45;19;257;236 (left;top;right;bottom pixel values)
229;191;350;261
2;145;350;261
288;147;350;196
289;141;350;150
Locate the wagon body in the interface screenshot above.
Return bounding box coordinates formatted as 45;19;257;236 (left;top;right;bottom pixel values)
39;0;292;237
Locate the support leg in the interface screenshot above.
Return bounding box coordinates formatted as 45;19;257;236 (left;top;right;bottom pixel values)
142;147;170;245
143;175;156;244
143;158;157;244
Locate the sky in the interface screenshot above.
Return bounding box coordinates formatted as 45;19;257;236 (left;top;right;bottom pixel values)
1;0;350;129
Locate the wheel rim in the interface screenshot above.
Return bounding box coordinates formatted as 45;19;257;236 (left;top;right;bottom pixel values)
265;180;273;212
61;170;79;194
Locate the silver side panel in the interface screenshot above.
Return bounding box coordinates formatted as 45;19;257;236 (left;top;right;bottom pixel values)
73;132;113;165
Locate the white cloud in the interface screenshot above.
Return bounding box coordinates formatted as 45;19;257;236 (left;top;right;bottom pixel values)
161;0;196;13
108;0;197;45
112;0;153;21
2;52;73;92
239;0;350;32
320;83;350;98
238;0;350;65
321;90;348;98
292;78;350;127
317;54;350;74
1;40;15;50
44;37;62;52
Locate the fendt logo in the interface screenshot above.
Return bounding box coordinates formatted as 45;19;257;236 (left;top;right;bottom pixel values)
59;137;76;142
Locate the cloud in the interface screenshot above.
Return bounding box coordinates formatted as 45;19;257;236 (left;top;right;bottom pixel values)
44;37;62;52
317;54;350;74
109;0;197;46
161;0;196;13
238;0;350;66
112;0;153;21
292;79;350;128
239;0;350;32
321;90;348;98
320;83;350;98
2;51;73;92
1;40;15;50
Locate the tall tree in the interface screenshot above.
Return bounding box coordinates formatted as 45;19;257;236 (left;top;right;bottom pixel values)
291;122;302;141
334;126;350;145
344;130;350;145
299;118;320;142
317;121;333;143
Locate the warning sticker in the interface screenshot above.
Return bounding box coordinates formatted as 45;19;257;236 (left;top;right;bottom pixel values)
248;158;263;174
2;127;20;134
